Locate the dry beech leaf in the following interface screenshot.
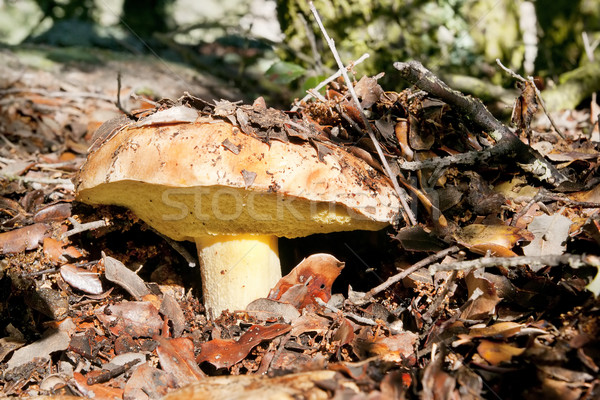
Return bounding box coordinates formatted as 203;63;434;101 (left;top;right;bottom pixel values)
0;223;51;254
72;371;124;400
96;301;163;338
155;336;205;387
60;264;103;295
353;331;418;364
128;373;172;399
33;202;72;223
103;253;150;300
456;224;534;257
245;298;301;323
197;324;291;369
522;214;572;261
290;313;332;337
469;322;523;339
477;339;525;366
494;177;539;202
124;362;179;400
268;253;344;310
462;270;501;320
134;105;198;127
354;75;383;109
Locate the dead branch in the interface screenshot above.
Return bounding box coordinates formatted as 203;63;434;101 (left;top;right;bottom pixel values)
352;246;461;305
63;218;109;239
428;253;600;273
393;61;568;186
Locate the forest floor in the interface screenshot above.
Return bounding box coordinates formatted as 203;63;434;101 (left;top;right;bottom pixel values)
0;44;599;400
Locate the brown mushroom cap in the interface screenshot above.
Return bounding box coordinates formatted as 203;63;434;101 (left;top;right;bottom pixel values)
76;117;400;240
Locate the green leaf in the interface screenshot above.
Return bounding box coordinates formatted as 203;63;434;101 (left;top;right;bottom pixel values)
265;61;306;85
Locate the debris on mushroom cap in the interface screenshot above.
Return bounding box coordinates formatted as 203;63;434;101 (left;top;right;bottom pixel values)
75;105;400;241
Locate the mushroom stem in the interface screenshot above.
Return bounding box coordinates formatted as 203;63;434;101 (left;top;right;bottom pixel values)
195;234;281;318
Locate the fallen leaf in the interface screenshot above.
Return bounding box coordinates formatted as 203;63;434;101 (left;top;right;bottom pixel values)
469;322;523;339
268;253;344;310
477;340;525;365
124;362;179;400
96;301;163;338
456;224;534;256
155;336;205;387
72;371;124;400
461;269;501;320
0;223;51;254
103;253;150;300
353;331;418;364
197;324;291;369
61;264;103;295
7;320;74;371
522;214;572;261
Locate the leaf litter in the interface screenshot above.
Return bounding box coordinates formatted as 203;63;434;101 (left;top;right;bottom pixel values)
0;51;599;400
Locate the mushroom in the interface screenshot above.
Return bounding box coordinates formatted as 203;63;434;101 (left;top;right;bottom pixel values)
76;110;400;317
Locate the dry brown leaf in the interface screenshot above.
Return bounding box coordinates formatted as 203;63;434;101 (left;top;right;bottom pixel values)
456;224;534;256
124;362;179;400
0;223;51;254
96;301;163;338
469;322;523;339
477;340;525;365
268;253;344;310
72;371;124;400
155;336;205;387
60;264;103;295
197;324;291;369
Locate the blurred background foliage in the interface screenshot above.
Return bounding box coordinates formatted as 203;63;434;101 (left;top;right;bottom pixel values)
0;0;598;106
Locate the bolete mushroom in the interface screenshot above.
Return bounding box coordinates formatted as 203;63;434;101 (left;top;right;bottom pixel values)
76;108;399;317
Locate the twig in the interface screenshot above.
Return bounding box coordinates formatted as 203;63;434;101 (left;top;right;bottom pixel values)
309;2;416;226
115;72;136;120
428;253;600;273
62;217;109;239
315;297;377;326
398;147;498;171
291;53;370;111
495;59;565;139
393;61;568;186
353;246;461;305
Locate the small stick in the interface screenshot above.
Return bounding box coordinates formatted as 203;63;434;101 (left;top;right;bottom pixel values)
63;217;109;238
309;2;416;226
354;246;461;305
428;253;600;273
315;297;377;326
115;72;136;120
291;52;370;111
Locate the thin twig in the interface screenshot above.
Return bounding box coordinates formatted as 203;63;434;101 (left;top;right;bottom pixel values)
309;2;416;226
291;53;370;111
495;59;565;139
353;246;461;305
63;218;109;239
428;253;600;273
315;297;377;326
115;72;136;119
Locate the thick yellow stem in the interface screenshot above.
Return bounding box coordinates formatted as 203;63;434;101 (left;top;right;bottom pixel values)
195;234;281;318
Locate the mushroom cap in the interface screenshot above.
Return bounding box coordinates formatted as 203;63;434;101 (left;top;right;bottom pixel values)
76;116;400;241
